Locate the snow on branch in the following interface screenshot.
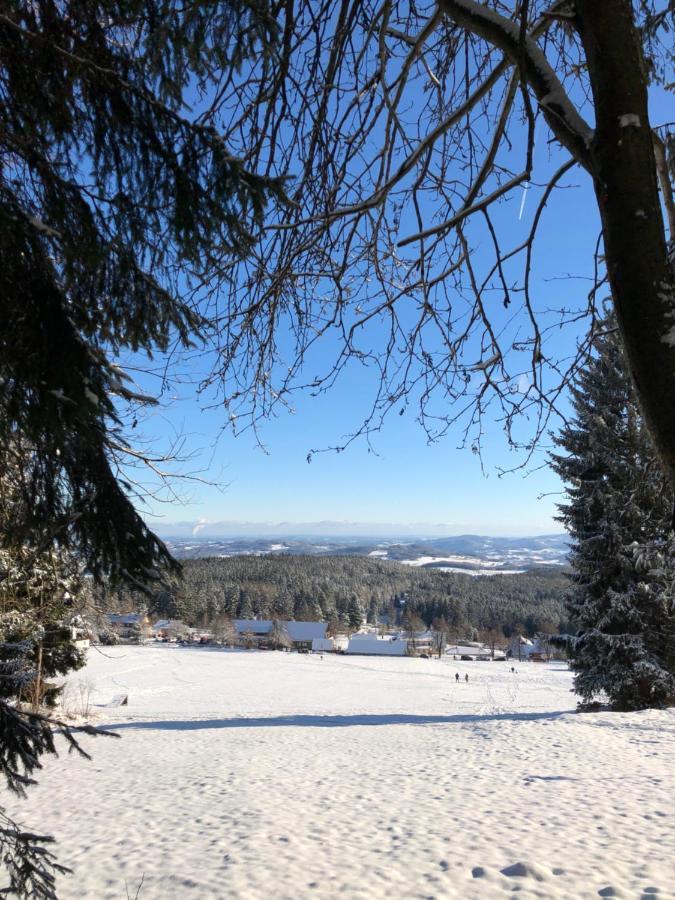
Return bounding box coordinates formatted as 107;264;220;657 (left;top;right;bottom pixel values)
438;0;593;168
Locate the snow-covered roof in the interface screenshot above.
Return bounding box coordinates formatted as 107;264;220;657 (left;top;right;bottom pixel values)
287;621;327;641
235;619;273;635
234;620;327;641
346;637;408;656
446;643;495;658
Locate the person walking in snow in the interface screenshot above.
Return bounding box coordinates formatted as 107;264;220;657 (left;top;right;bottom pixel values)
465;673;469;684
455;672;460;683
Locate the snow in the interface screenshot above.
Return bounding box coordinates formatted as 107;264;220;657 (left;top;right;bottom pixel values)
8;646;675;898
399;556;526;576
400;555;498;567
618;114;641;128
440;0;593;149
431;565;526;576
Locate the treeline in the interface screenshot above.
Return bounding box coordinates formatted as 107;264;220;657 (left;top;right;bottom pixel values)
108;556;570;638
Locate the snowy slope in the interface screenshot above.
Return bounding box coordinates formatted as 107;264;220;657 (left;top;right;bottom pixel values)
8;647;674;899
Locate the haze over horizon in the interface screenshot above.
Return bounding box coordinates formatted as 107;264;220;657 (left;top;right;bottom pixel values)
149;518;565;539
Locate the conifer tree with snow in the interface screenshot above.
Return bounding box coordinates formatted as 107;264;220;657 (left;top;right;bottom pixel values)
0;4;283;894
551;315;675;711
347;596;364;633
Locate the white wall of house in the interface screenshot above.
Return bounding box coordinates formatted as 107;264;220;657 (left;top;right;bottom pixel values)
346;634;408;656
312;638;334;652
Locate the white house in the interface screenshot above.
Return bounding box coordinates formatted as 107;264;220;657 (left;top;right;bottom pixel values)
311;637;335;652
346;633;408;656
68;616;91;650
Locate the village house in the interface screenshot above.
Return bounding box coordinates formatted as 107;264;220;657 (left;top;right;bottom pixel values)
151;618;190;641
403;629;435;655
233;620;327;651
105;612;152;641
446;640;506;661
68;615;91;650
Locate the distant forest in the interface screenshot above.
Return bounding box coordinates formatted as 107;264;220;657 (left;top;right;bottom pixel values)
109;556;571;639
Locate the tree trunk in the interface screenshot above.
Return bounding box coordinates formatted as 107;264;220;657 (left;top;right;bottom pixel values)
438;0;675;482
575;0;675;482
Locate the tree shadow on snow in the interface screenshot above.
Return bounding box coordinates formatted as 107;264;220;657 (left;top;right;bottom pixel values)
105;710;570;731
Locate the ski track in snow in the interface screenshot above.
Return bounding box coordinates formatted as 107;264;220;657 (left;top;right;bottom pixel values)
8;646;675;899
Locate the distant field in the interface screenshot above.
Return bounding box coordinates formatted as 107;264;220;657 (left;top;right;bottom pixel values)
10;647;675;899
164;533;570;573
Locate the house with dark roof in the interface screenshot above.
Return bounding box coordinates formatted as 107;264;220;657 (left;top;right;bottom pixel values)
233;620;327;651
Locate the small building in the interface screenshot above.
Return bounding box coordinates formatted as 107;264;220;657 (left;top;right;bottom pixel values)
311;637;334;652
152;618;189;640
68;616;91;650
507;635;535;660
346;633;408;656
106;613;152;641
401;629;435;655
446;641;506;661
287;621;328;650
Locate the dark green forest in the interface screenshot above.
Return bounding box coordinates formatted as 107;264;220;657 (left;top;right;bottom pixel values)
110;556;570;639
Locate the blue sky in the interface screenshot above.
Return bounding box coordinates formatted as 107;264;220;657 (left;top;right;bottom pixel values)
135;169;595;538
138;367;566;536
129;53;671;539
133;163;597;535
135;169;597;535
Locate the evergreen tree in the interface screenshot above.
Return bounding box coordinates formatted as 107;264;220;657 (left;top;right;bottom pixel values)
347;596;363;632
0;456;87;709
0;5;285;893
238;594;254;620
551;317;675;710
0;453;109;897
0;1;285;587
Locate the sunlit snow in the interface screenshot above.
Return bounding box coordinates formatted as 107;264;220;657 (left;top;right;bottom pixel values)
11;646;675;899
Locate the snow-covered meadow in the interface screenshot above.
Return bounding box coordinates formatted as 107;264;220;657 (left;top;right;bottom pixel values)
10;647;675;898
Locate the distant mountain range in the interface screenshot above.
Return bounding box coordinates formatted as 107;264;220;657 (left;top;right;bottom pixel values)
162;533;570;576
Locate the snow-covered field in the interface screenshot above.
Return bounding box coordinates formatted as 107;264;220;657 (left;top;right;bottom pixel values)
10;647;675;899
398;556;526;575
